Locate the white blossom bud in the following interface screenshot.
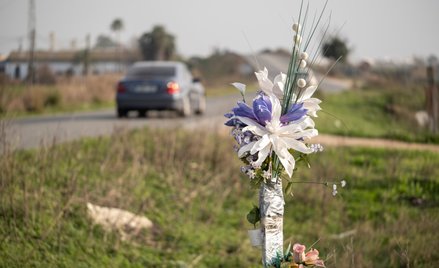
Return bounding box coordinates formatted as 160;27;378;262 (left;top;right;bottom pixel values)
300;52;309;60
341;180;347;187
297;78;306;88
299;60;307;68
292;23;301;33
294;34;302;44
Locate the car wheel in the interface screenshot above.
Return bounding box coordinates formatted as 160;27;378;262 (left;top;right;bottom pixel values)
195;94;206;115
117;108;128;118
138;109;148;118
179;96;192;117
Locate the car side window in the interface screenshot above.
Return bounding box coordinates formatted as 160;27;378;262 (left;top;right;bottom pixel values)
181;66;192;85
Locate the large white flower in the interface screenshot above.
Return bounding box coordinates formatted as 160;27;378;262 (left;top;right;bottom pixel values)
234;94;317;178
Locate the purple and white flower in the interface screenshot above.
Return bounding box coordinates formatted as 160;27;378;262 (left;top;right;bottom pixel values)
226;81;318;177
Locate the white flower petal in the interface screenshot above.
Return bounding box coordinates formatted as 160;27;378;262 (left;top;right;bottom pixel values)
300;86;318;100
231;82;246;95
285;128;318;140
238;141;256;158
300;128;319;139
282;137;313;154
255;67;274;95
253;144;271;167
250;135;271;155
272;73;286;98
299;117;316;129
271;137;296;177
269;94;282;122
303;98;322;117
279;116;309;133
235;116;267;136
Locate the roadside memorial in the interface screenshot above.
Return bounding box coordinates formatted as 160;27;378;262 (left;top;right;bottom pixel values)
224;1;346;266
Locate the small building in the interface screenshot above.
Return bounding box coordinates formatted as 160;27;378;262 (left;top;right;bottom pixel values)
3;48;141;80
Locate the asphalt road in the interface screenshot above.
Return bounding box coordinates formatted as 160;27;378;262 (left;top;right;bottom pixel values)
3;95;237;150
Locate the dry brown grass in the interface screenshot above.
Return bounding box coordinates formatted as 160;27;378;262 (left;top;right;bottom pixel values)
0;74;121;115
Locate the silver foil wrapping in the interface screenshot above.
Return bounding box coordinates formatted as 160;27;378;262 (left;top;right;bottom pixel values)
259;179;285;266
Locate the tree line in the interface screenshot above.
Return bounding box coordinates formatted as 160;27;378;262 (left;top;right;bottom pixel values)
105;18;348;62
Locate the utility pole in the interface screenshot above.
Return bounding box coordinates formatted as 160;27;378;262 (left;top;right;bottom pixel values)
83;34;91;76
27;0;36;85
427;64;438;134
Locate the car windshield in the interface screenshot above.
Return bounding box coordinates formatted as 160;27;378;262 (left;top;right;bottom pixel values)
126;66;176;78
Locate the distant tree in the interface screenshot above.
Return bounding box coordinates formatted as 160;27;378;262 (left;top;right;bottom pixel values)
138;25;176;61
111;18;124;71
110;18;124;45
94;35;117;49
322;36;349;62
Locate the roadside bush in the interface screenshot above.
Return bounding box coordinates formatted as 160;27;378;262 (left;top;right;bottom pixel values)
22;88;45;112
0;74;119;115
44;89;60;107
36;64;57;85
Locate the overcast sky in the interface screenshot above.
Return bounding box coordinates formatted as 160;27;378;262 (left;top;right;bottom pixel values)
0;0;438;61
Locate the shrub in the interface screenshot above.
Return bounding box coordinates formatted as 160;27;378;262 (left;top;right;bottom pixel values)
22;88;45;112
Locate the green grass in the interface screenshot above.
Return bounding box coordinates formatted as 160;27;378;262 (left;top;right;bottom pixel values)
206;83;258;98
314;87;439;143
1;127;438;267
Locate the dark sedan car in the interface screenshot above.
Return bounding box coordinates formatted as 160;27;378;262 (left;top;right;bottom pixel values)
116;61;205;117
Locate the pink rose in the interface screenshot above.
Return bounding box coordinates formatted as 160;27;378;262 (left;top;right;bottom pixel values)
290;243;325;267
292;243;306;263
304;249;319;263
304;248;325;267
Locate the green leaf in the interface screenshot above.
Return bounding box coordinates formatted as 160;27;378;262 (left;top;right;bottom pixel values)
285;181;294;195
246;206;261;227
284;243;291;259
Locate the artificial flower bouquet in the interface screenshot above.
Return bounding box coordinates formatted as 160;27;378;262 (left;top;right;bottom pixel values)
224;15;341;266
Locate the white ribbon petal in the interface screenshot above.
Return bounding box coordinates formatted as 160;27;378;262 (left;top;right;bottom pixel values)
278;116;309;133
269;94;282;123
235;116;267;136
273;72;286;98
271;136;296;177
255;67;274;95
303;98;322;117
278;149;295;178
250;135;271;155
300;85;317;100
282;137;313;154
238;141;256;158
231;82;246;95
253;144;272;167
287;128;318;140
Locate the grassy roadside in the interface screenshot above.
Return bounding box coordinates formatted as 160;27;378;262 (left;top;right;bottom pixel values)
315;87;439;144
1;126;438;267
0;75;120;119
0;78;252;119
